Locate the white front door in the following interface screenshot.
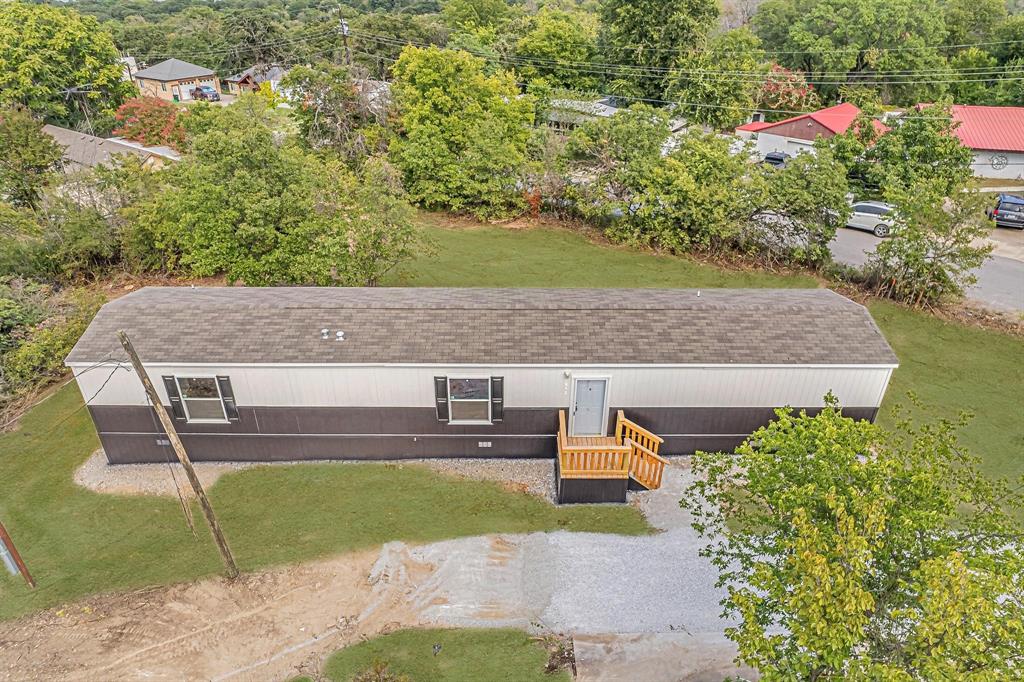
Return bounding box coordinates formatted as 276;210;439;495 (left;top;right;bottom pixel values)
572;378;608;436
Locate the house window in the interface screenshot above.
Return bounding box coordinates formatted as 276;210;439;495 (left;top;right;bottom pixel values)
161;82;167;92
448;378;491;422
176;377;227;422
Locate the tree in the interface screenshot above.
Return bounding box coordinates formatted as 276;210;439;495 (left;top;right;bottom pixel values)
665;28;766;130
626;131;751;251
0;107;65;209
390;46;535;218
744;149;849;268
753;0;949;104
441;0;509;32
219;8;289;76
946;49;1000;105
515;8;600;91
867;183;993;306
130;109;420;286
826;104;973;198
281;63;389;164
756;65;820;121
686;397;1024;680
599;0;719;99
113;98;187;152
943;0;1007;47
0;2;133;127
562;104;672;225
993;15;1024;64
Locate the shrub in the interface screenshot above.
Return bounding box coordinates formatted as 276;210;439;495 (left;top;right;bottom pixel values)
113;97;186;151
1;289;103;390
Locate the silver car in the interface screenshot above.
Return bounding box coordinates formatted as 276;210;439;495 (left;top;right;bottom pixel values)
846;200;896;237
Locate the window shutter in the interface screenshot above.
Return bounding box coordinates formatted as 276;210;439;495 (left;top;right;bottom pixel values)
161;376;186;421
434;376;449;422
216;376;240;422
490;376;504;422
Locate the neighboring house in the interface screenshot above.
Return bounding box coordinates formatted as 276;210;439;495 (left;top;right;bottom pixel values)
224;64;289;95
547;97;620;130
68;287;897;495
42;125;176;172
949;104;1024;180
118;55;139;83
133;58;220;103
736;102;887;158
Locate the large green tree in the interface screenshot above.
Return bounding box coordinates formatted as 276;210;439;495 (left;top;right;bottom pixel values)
753;0;949;104
686;398;1024;679
131;103;420;286
0;107;65;209
665;28;766;130
599;0;719;99
390;46;535;218
0;2;133;128
515;8;601;91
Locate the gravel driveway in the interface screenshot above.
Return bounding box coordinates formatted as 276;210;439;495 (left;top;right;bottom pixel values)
369;463;749;679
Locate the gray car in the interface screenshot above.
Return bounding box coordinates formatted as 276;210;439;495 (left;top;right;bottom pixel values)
846;200;896;237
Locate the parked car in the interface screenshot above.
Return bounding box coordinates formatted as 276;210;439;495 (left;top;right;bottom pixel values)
191;85;220;102
986;194;1024;230
762;151;791;168
846;200;896;237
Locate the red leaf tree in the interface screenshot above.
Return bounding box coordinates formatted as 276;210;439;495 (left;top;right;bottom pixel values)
757;65;820;121
112;97;186;151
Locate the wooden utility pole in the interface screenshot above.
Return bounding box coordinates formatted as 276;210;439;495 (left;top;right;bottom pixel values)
0;521;35;588
117;330;239;579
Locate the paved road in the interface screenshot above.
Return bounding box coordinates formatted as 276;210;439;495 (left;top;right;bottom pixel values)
831;227;1024;314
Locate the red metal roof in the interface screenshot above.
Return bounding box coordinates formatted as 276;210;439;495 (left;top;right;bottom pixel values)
746;102;887;137
951;105;1024;153
736;121;772;132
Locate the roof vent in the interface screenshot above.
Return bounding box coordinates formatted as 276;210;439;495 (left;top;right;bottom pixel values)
320;328;330;340
336;330;346;342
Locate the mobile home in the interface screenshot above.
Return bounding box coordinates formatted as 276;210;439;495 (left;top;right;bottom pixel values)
67;287;898;501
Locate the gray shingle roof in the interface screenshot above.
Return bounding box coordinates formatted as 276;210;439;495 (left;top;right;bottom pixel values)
66;287;898;366
133;58;215;82
43;125;154;169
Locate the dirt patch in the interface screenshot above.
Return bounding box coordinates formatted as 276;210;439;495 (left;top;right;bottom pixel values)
0;549;430;682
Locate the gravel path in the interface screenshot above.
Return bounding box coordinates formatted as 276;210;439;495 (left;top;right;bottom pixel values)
372;462;730;636
74;450;557;500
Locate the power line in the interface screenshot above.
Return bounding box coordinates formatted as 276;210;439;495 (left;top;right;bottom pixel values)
348;30;1024;86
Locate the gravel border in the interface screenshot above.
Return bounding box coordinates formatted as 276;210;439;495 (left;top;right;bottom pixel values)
74;450;558;501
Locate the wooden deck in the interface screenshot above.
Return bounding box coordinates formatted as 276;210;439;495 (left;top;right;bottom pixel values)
555;410;670;503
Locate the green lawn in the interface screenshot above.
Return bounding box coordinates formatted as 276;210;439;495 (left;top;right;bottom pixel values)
397;216;1023;481
323;628;570;682
389;215;816;289
0;386;649;621
1;216;1021;621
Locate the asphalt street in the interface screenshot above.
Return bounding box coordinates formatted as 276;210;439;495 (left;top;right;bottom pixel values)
830;227;1024;314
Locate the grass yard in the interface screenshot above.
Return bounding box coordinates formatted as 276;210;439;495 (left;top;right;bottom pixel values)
0;386;649;621
1;214;1020;621
322;628;570;682
396;216;1023;480
389;214;816;289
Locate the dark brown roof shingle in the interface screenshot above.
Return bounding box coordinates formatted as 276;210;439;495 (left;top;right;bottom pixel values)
65;287;898;366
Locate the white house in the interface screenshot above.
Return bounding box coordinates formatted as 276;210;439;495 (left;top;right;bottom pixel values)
949;105;1024;180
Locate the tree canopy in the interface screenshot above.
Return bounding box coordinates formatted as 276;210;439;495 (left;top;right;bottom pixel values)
0;2;133;128
390;46;534;218
687;397;1024;679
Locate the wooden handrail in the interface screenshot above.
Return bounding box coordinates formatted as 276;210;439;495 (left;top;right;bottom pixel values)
626;438;668;490
615;410;664;454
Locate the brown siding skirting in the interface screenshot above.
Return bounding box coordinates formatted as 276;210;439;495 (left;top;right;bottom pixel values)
89;405;880;464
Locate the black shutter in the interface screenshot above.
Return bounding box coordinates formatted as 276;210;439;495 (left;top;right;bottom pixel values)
216;376;240;422
490;376;504;422
161;376;186;421
434;376;449;422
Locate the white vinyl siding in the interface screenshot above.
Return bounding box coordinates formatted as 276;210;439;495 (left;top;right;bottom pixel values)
73;363;895;411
